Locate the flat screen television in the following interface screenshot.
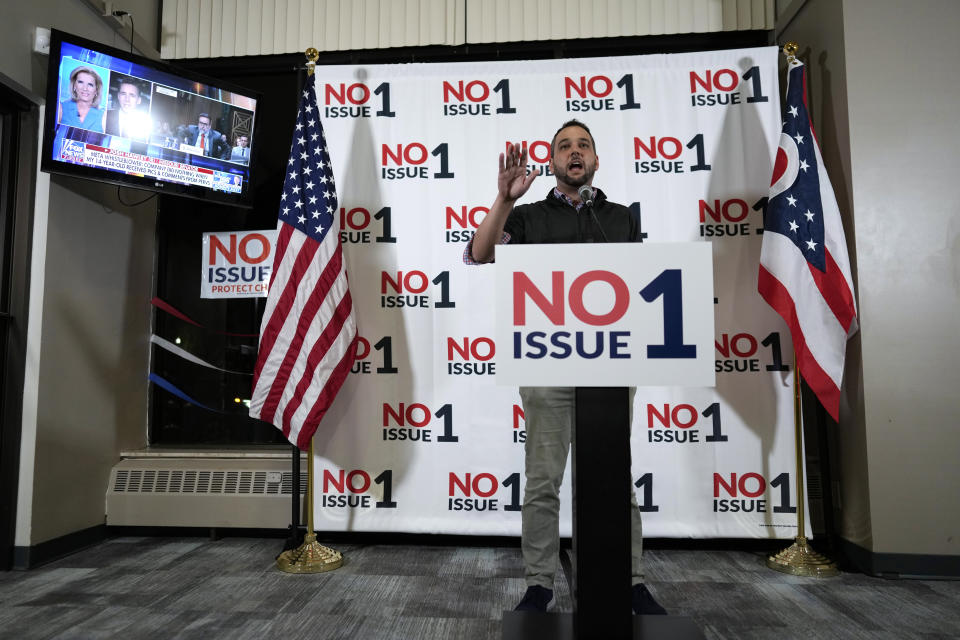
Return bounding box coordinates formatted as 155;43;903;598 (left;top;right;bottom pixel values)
41;29;261;208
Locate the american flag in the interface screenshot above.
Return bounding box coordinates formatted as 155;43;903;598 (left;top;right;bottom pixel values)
249;80;357;449
758;59;858;422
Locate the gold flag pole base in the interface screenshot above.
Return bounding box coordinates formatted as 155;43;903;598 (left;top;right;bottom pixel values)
766;536;840;577
276;532;343;574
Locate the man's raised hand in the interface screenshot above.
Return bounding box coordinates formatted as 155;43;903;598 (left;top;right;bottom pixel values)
498;142;540;201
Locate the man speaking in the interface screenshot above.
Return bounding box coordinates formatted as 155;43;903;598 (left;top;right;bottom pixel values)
178;113;230;159
104;76;150;141
464;119;667;616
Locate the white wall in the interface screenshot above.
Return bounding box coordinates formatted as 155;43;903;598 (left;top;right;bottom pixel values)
842;0;960;557
0;1;159;95
27;177;156;545
1;0;160;547
780;0;960;558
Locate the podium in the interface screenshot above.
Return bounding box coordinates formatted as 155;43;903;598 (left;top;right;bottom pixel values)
495;243;714;640
501;611;706;640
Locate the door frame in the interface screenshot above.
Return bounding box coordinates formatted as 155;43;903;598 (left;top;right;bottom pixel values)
0;74;41;570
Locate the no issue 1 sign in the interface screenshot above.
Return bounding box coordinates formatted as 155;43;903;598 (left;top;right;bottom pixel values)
494;242;716;387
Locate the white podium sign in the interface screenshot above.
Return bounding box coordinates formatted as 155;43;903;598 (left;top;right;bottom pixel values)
494;242;716;387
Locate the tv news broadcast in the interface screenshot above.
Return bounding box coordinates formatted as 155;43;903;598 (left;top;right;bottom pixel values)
43;30;259;206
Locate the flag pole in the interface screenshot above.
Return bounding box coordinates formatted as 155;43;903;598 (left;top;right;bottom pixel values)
274;47;344;575
276;438;344;573
765;46;840;576
766;358;838;576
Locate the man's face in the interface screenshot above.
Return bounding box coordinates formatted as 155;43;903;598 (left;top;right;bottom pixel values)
237;136;248;148
549;125;598;189
117;83;141;112
73;72;97;103
197;116;211;131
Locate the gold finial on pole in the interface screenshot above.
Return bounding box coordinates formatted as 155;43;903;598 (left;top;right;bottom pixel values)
782;41;800;64
305;47;319;76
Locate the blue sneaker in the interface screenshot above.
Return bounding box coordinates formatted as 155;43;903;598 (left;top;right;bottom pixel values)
514;585;554;612
632;584;667;615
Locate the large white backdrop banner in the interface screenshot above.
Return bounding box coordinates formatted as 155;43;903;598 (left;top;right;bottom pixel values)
308;46;810;539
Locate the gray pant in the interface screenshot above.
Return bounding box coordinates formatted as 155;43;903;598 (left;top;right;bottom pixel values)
519;386;644;589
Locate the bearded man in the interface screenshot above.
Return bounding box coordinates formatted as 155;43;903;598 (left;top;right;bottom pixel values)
465;119;667;616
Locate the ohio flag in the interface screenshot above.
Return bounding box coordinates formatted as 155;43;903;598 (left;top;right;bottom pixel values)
249;80;358;449
758;59;858;422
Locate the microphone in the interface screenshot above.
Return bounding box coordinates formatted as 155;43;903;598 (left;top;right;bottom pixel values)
578;184;595;208
576;184;608;243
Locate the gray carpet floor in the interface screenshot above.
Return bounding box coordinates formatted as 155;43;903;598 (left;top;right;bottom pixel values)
1;537;958;639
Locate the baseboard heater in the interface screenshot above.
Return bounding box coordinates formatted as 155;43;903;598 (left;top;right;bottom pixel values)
106;458;306;528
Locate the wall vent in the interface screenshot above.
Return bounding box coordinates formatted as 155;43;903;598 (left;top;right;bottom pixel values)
106;458;306;528
109;468;306;494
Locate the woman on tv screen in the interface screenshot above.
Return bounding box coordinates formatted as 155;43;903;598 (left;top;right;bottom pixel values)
58;66;106;133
